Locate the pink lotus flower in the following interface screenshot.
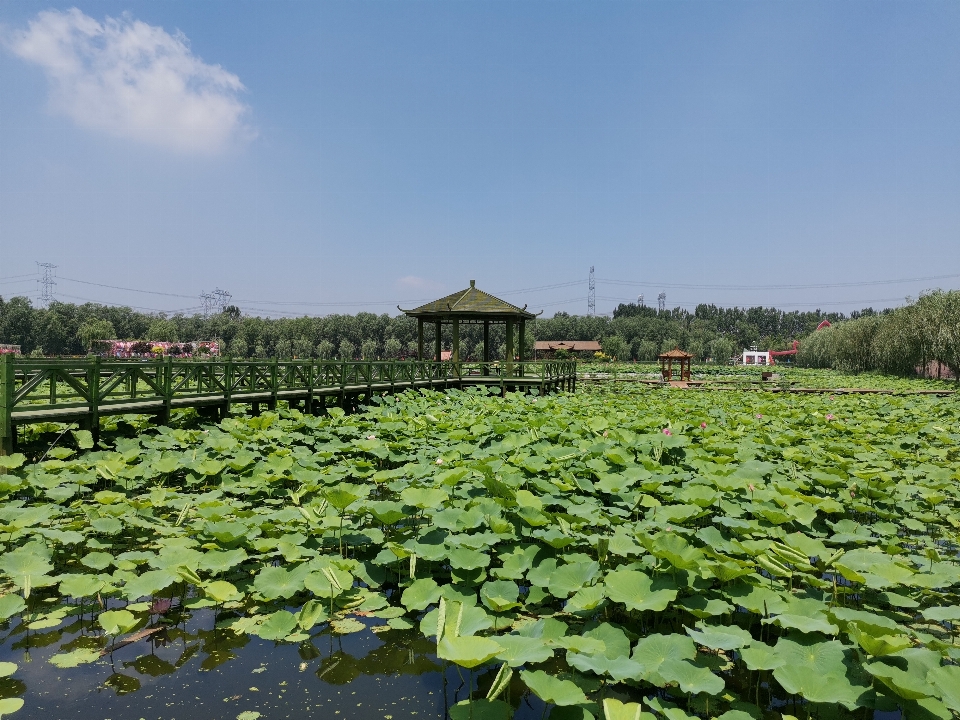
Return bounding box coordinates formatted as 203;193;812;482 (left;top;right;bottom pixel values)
435;457;444;465
748;484;755;492
700;422;707;429
662;428;672;436
756;414;763;419
825;414;835;421
366;434;376;440
603;430;609;438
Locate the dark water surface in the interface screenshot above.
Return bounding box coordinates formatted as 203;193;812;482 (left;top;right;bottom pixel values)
0;605;540;720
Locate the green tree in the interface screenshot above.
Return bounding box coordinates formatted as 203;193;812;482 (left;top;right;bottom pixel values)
338;339;355;360
228;336;249;358
634;340;658;361
709;337;735;364
601;335;629;361
316;340;334;360
383;337;402;359
360;338;378;360
147;319;179;342
77;319;116;353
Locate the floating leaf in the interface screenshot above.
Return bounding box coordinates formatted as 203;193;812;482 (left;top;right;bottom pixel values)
521;669;588;706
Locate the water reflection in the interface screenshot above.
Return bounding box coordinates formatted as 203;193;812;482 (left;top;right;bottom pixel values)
0;603;546;720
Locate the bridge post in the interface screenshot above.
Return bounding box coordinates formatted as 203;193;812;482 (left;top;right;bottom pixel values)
268;358;278;411
0;355;13;456
224;358;233;416
89;356;101;445
161;355;172;425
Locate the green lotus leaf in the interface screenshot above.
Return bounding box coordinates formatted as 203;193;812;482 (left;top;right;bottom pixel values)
304;568;352;598
566;585;606;613
675;596;734;618
740;643;787;671
0;548;53;594
0;698;24;718
98;609;140;636
324;484;365;511
927;665;960;711
331;617;366;635
204;521;249;544
548;561;599;598
402;578;442;611
494;635;554;667
0;662;16;677
568;652;646;682
367;500;407;525
0;593;26;620
297;600;329;631
479;579;520;612
604;569;677;612
122;569;178;600
90;517;123;534
204;580;242;604
49;648;101;668
438;635;502;669
81;551;114;571
685;623;753;650
198;548;248;574
865;661;934;700
400;487;449;509
772;637;869;709
764;613;838;635
254;566;305;600
521;669;588;706
449;699;513;720
921;606;960;622
658;658;725;695
632;633;695;675
72;429;95;449
527;559;559;588
448;547;490;570
847;623;912;656
0;453;26;469
256;610;299;640
602;699;642;720
516;617;568;641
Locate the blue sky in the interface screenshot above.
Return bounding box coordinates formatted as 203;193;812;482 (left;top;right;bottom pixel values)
1;1;958;317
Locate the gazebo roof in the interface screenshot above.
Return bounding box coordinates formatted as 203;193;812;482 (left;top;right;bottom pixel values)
401;280;537;321
659;347;694;359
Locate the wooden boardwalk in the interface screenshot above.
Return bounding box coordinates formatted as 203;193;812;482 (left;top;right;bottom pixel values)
0;356;576;454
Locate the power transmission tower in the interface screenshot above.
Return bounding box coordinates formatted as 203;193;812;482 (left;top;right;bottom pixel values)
200;288;232;317
587;267;596;316
637;294;644;307
37;263;57;307
657;292;666;313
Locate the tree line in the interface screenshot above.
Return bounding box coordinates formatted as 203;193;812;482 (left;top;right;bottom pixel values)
795;290;960;378
8;290;958;378
0;292;864;362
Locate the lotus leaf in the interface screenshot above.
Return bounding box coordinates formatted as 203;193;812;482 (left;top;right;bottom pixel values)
521;669;589;706
495;635;554;666
402;578;442;611
548;561;599;598
438;636;502;669
658;659;725;695
772;637;869;709
98;609;139;636
604;570;676;612
685;623;753;650
602;699;642;720
256;610;299;640
449;699;513;720
49;648;101;668
480;579;520;612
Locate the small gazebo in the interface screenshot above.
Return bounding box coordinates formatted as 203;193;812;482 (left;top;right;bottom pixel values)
659;347;693;382
400;280;537;373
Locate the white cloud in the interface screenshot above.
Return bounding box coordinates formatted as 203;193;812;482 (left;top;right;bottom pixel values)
7;8;254;154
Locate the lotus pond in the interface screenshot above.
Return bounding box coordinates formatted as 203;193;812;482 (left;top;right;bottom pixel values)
0;378;959;720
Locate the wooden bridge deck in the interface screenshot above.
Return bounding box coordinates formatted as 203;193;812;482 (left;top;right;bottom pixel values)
0;356;577;454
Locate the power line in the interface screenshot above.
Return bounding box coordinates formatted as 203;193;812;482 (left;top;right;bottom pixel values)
598;271;960;291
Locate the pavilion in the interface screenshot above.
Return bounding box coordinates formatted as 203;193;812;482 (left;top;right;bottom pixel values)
400;280;537;373
659;347;694;382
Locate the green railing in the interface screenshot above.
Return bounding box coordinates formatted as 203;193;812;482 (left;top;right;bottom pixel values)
0;355;577;453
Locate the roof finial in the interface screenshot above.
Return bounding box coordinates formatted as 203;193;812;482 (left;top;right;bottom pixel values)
470;279;475;288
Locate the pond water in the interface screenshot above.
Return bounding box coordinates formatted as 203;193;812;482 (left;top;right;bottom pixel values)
1;603;546;720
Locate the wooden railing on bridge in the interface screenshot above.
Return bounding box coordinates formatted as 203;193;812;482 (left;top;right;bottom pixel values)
0;355;577;454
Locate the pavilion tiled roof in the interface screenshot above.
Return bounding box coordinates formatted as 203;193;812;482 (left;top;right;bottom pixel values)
402;281;536;319
659;347;694;358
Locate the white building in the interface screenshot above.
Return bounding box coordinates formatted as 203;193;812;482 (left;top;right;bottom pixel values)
742;349;770;365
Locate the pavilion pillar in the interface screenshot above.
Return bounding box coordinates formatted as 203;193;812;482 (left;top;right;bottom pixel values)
518;320;526;377
483;321;490;375
452;318;460;363
417;319;424;361
505;319;515;377
434;321;442;362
